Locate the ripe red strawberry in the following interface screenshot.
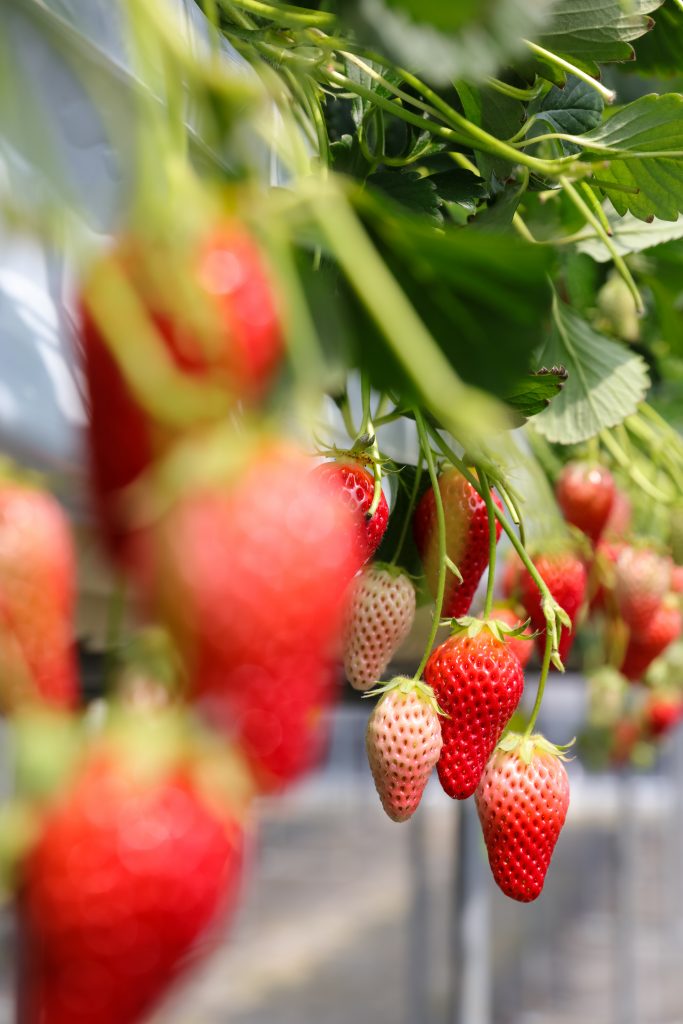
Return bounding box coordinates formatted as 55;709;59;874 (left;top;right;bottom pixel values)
614;547;671;629
490;605;534;670
620;600;682;681
0;485;78;713
475;733;570;903
19;742;245;1024
140;440;357;791
80;225;283;564
413;468;502;619
424;622;524;800
519;550;587;663
643;691;683;738
366;677;443;822
343;564;416;691
555;461;615;544
312;459;389;568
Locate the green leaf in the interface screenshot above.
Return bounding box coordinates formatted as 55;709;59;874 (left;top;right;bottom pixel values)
626;0;683;77
368;170;441;222
532;76;604;154
337;0;555;86
455;83;525;182
578;94;683;222
504;367;569;420
538;0;665;70
533;296;650;443
576;211;683;261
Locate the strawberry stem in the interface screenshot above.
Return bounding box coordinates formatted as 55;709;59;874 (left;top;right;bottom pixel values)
414;410;447;680
524;628;553;738
390;456;423;567
477;464;497;620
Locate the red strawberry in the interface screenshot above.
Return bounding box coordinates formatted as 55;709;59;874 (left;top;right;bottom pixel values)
424;621;524;800
413;468;502;619
80;225;283;564
343;564;416;691
366;677;443;822
19;738;245;1024
589;540;625;612
643;691;683;738
610;717;642;765
519;550;587;663
475;733;570;903
0;485;78;713
312;459;389;568
671;564;683;595
140;440;357;791
555;461;615;544
620;600;682;681
614;547;671;629
490;605;534;670
604;487;631;540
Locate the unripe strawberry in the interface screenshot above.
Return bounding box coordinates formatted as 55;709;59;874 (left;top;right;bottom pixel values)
313;459;389;569
555;462;615;544
475;733;570;903
519;550;587;664
620;600;682;681
424;621;525;800
343;564;416;691
614;547;671;629
365;678;443;822
413;468;502;619
490;605;534;670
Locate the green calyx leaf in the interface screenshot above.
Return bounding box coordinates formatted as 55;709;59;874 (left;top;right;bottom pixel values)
448;615;538;643
13;710;84;804
363;675;447;716
366;561;417;584
496;731;575;764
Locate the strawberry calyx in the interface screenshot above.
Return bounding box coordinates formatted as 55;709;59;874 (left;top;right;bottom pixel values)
444;615;540;643
368;560;418;585
13;709;84;804
363;675;447;717
496;730;575;765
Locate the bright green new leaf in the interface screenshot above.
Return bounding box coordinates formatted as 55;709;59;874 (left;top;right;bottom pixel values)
533;296;650;443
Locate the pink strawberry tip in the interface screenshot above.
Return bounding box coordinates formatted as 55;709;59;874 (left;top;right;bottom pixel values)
363;675;447;718
444;615;541;643
495;731;575;766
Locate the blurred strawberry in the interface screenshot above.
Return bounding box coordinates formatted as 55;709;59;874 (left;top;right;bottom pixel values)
0;485;78;713
671;563;683;595
19;727;246;1024
312;459;388;568
643;690;683;738
490;605;534;669
555;462;615;545
80;225;283;564
343;564;416;691
519;549;587;664
614;546;671;629
142;440;357;791
414;468;502;619
620;599;682;681
604;487;631;540
500;550;524;602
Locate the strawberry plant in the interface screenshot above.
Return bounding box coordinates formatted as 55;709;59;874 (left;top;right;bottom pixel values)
3;0;683;1015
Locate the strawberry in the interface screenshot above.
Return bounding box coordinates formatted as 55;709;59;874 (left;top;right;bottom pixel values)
413;468;502;619
643;691;683;738
343;563;416;691
424;620;524;800
555;461;615;544
671;563;683;595
475;733;570;903
519;550;587;663
80;225;283;564
614;547;671;629
589;539;625;612
0;485;78;713
604;487;631;540
489;604;534;670
140;440;357;791
365;677;443;822
620;600;682;681
500;550;524;602
18;735;245;1024
312;459;389;568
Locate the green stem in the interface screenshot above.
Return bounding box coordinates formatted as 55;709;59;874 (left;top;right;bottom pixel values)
414;412;447;680
560;176;643;314
485;76;547;101
228;0;335;25
599;429;673;502
390;458;423;567
523;40;616;104
580;182;613;237
478;466;497;619
524;629;553;738
338;389;358;440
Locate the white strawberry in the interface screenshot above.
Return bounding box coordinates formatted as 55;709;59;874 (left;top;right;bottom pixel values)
343;563;416;691
366;677;443;822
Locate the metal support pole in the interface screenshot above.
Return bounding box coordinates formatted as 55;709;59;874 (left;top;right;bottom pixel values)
614;767;638;1024
451;798;491;1024
408;810;431;1024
